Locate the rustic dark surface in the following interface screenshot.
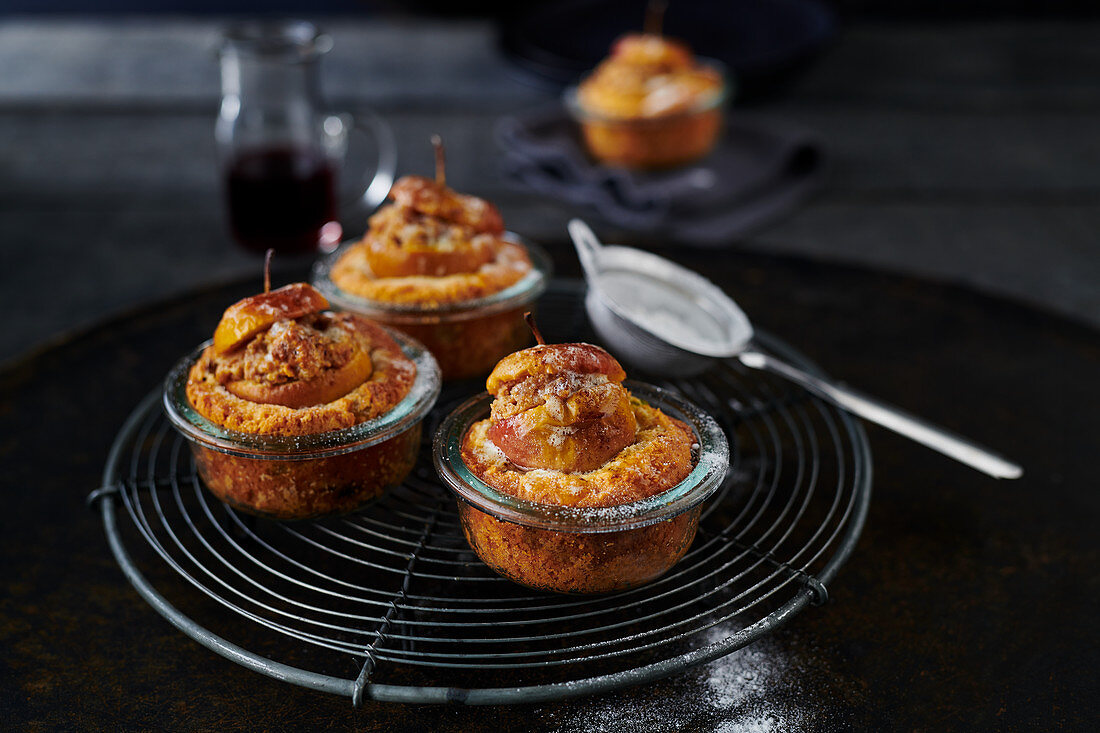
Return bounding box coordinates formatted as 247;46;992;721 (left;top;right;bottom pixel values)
2;20;1100;366
2;14;1098;732
1;250;1096;731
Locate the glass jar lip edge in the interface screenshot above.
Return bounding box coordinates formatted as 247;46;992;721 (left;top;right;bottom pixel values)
163;327;441;459
312;236;553;319
219;20;333;60
432;382;730;533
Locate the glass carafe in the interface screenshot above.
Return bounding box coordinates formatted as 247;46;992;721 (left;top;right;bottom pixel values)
217;21;394;255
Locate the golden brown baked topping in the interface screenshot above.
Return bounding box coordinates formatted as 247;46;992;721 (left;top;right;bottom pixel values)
485;342;627;399
208;312;378;410
479;329;637;474
187;283;415;433
329;137;534;306
214;314;358;386
463;396;693;508
331;238;531;307
363;205;497;278
577;32;723;119
213;282;330;355
388;175;504;235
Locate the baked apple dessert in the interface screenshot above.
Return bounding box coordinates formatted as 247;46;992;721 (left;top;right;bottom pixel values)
434;316;729;594
567;3;726;169
164;263;440;520
315;136;547;380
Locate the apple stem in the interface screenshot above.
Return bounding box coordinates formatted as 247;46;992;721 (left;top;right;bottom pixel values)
524;312;546;345
263;248;273;294
644;0;667;36
431;134;446;186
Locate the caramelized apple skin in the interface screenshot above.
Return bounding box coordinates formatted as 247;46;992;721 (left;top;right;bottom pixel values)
225;346;373;408
358;176;506;280
487;382;636;473
389;175;504;234
486;343;626;399
485;342;636;473
213;283;329;355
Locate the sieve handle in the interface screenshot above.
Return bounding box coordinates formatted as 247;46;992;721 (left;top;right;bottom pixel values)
737;350;1023;479
568;218;604;279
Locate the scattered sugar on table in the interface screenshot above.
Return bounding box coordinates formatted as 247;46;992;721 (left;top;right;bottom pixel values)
548;625;807;732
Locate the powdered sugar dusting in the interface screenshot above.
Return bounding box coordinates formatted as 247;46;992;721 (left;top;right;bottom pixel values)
472;433;507;465
547;625;807;732
568;371;607;388
545;424;578;448
266;319;292;338
543;394;566;422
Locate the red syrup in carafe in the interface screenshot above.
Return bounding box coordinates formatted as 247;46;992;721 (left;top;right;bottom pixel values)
225;146;341;254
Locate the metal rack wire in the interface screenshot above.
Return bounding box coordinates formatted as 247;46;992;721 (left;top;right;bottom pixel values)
93;282;871;705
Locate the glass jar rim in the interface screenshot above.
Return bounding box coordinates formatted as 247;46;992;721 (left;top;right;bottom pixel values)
163;327;440;460
219;20;333;61
433;381;729;533
312;236;552;323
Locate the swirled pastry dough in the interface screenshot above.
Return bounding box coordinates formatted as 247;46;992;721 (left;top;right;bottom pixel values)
330;175;534;307
187;311;415;436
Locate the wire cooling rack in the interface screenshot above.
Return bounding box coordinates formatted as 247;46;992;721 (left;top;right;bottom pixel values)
92;281;871;706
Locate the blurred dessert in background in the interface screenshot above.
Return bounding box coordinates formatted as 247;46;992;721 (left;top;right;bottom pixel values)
569;2;726;168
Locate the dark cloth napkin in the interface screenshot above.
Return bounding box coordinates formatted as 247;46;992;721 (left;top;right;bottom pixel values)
495;107;826;246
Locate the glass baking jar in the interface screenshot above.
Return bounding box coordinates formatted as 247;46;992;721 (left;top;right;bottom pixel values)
163;328;440;520
433;381;729;594
311;239;550;382
563;67;729;170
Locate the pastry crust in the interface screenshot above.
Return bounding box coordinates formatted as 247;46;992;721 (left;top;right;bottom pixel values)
458;501;699;595
462;396;694;507
576;109;722;169
190;426;421;520
187;312;415;436
329;176;533;307
330;234;532;307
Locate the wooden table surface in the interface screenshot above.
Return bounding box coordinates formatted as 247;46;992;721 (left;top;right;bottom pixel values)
1;15;1098;732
